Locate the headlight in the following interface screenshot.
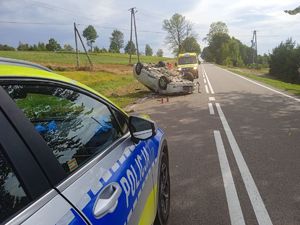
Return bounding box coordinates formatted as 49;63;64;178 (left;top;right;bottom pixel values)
193;66;198;70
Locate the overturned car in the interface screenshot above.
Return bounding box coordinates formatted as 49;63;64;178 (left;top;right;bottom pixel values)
133;62;194;95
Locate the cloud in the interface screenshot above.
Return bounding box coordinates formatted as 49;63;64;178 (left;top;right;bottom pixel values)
0;0;299;56
184;0;300;54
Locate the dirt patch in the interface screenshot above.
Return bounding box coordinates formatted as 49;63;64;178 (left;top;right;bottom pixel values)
41;63;132;75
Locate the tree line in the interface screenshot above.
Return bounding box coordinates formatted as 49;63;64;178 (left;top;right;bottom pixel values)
0;25;164;57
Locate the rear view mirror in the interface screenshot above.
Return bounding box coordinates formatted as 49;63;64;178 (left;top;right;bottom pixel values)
129;116;157;143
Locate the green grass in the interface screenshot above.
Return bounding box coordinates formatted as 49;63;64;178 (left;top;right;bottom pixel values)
58;70;149;108
0;51;172;66
225;67;300;96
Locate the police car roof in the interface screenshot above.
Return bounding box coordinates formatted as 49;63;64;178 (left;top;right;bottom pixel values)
0;57;52;72
0;59;125;113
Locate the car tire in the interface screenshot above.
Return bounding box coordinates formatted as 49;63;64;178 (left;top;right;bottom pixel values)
135;62;143;75
158;76;169;90
154;148;170;225
183;72;194;82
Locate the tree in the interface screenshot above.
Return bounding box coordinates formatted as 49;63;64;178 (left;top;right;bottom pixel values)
205;21;228;43
162;13;195;55
109;29;124;53
285;6;300;15
124;41;136;54
145;44;153;56
269;39;300;83
37;42;46;51
46;38;61;51
93;46;100;53
181;37;201;55
156;49;163;57
0;44;15;51
17;42;30;51
82;25;98;51
63;44;74;52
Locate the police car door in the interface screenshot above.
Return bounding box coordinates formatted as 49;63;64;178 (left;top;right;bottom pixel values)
59;101;157;225
2;81;156;225
54;91;156;225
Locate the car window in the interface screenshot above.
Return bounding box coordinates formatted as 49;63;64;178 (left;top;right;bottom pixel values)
2;83;123;174
0;146;31;223
178;56;197;65
112;109;129;134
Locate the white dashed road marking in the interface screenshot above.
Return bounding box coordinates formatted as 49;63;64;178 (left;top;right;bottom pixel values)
208;103;215;115
209;97;215;101
205;85;209;94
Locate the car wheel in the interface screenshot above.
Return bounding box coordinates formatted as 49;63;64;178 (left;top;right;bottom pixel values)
158;76;169;90
183;72;194;82
135;62;143;75
154;149;170;225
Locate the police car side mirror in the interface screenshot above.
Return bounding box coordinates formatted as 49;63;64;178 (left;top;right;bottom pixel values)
129;116;157;143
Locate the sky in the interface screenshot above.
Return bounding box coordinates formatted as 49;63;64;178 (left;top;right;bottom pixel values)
0;0;299;57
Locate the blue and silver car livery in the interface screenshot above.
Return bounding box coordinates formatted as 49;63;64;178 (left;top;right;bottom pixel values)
0;58;170;225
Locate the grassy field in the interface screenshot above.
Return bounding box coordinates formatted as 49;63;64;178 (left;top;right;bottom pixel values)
225;67;300;96
0;51;173;108
0;51;172;66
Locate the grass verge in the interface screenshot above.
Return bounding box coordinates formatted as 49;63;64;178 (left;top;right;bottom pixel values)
224;67;300;96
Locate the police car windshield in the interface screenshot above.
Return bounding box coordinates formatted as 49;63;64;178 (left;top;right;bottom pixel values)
178;56;197;65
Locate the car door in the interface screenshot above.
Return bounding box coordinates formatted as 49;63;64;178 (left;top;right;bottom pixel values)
0;86;88;225
1;79;157;225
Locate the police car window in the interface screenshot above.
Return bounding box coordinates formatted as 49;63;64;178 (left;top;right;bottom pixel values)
0;147;31;223
112;109;129;134
2;84;123;174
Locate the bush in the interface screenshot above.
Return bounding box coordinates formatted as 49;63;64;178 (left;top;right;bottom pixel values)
0;44;15;51
269;39;300;83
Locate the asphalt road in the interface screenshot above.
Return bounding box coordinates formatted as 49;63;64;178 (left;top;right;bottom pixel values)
133;63;300;225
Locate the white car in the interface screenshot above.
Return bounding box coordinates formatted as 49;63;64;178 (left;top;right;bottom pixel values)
133;62;194;95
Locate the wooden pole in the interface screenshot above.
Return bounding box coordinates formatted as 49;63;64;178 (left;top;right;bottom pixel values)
74;22;79;68
75;26;93;69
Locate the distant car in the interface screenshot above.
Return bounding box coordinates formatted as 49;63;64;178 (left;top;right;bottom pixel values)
176;53;199;79
133;62;194;95
0;57;170;225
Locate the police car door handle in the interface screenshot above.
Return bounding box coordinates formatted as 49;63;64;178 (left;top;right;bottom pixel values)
93;182;122;218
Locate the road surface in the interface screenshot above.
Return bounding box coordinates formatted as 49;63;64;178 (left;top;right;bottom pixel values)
133;63;300;225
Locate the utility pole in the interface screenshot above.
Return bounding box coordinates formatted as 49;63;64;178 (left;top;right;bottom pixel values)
129;8;133;64
129;7;140;64
251;30;257;65
74;22;79;68
74;23;93;70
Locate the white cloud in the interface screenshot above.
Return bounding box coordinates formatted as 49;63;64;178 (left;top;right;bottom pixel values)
0;0;299;56
184;0;300;54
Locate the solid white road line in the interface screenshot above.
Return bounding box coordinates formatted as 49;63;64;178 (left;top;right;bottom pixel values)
205;84;209;94
202;65;215;94
209;97;216;101
214;130;245;225
204;78;207;84
222;68;300;102
208;103;215;115
215;103;273;225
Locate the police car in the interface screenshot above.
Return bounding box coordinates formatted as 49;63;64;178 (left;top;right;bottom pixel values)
0;58;170;225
